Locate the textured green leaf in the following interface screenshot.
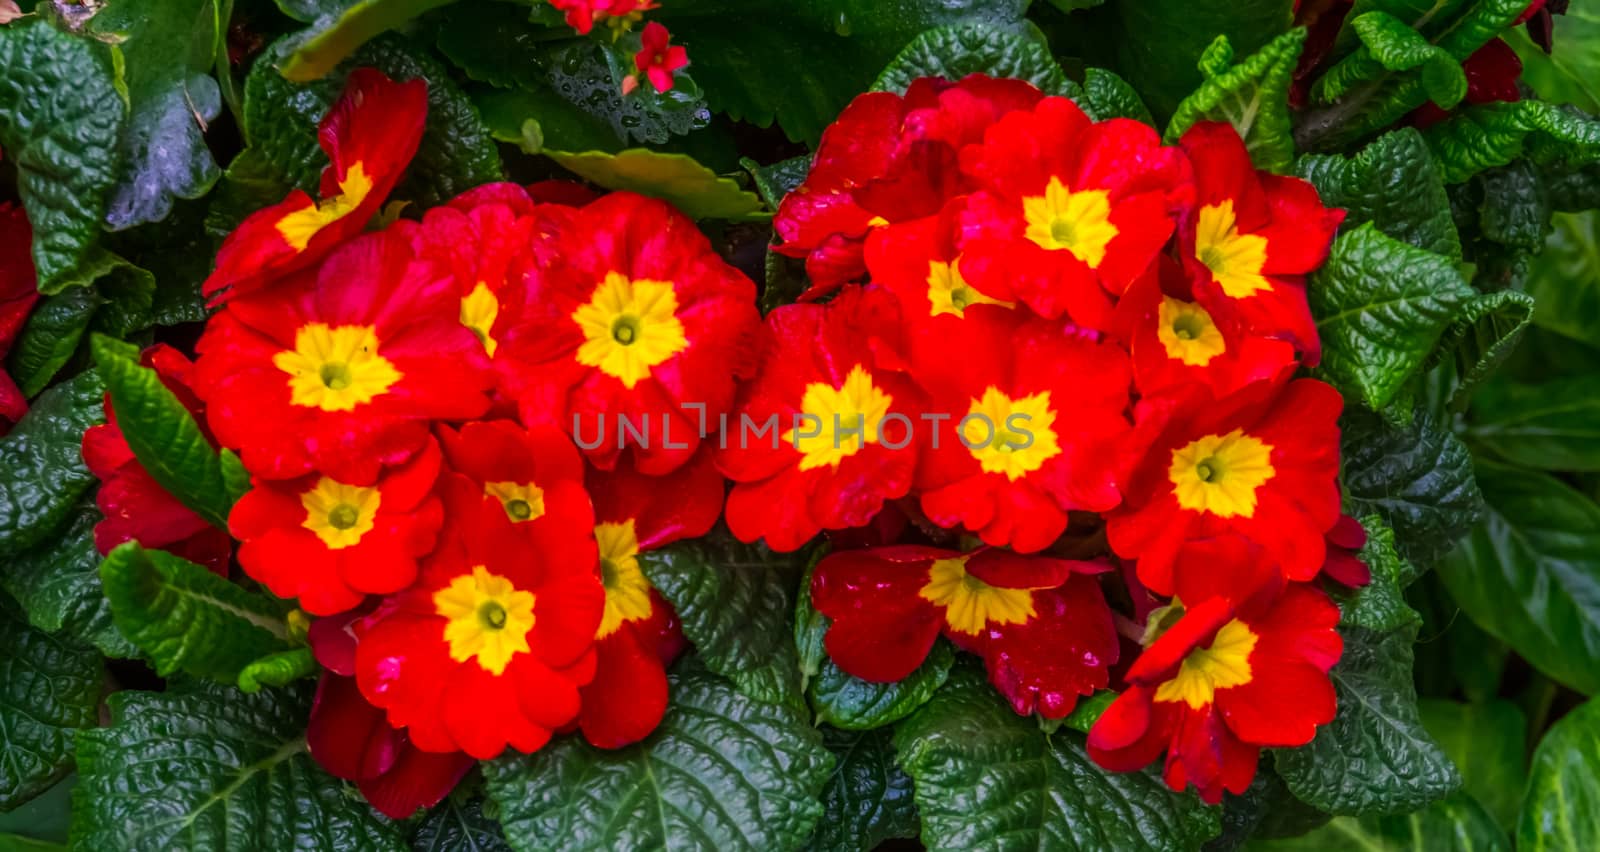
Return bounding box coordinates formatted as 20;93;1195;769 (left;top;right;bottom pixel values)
471;85;620;154
1323;11;1465;108
237;647;317;693
0;603;101;809
1341;405;1483;566
1525;211;1600;349
1423;100;1600;185
871;23;1079;98
90;0;224;229
810;726;919;852
5;287;101;399
280;0;459;82
0;371;105;560
1206;759;1330;847
88;263;158;340
1274;624;1461;815
91;334;233;529
1468;375;1600;471
1294;128;1461;258
99;541;292;682
1164;29;1304;172
894;665;1220;851
1310;224;1475;411
1112;0;1292;122
1517;695;1600;852
793;544;830;690
1419;699;1526;832
203;146;295;238
410;795;511;852
104;199;213;328
1332;515;1421;634
1080;67;1153;124
1061;690;1115;734
1508;7;1600;114
743;155;812;214
1433;289;1533;413
1438;461;1600;696
1251;792;1507;851
545;149;765;220
638;536;807;706
0;18;126;293
72;681;403;851
812;642;955;731
483;666;834;852
1476;159;1552;248
1;502;137;659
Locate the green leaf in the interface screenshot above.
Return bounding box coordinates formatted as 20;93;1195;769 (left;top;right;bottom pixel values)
743;155;812;213
1332;515;1421;633
1309;224;1475;411
5;287;101;399
870;23;1079;98
1208;759;1331;846
0;772;72;847
1274;624;1461;815
0;18;126;293
1079;67;1153;124
72;681;404;850
544;149;765;221
1525;211;1600;349
1;502;138;659
471;85;620;154
1061;690;1115;734
812;642;956;731
1419;699;1526;832
1468;375;1600;471
811;726;919;852
0;602;101;809
1341;11;1466;108
1437;461;1600;696
1422;100;1600;185
1293;128;1461;259
656;0;1031;144
203;146;294;238
1517;695;1600;852
237;647;318;693
411;795;511;852
0;370;105;560
279;0;460;82
793;544;829;690
89;0;223;229
1475;159;1552;249
1250;793;1508;851
90;334;233;529
483;666;834;852
1110;0;1292;123
245;34;501;208
1507;7;1600;114
88;261;158;340
1163;29;1304;172
1340;405;1483;566
894;665;1220;850
1433;289;1534;414
638;536;807;706
99;541;292;682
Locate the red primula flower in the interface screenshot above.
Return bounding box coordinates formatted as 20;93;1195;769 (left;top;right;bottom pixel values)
436;420;596;560
354;482;604;759
203;69;426;303
194;230;493;484
634;22;687;94
1088;537;1342;803
1320;514;1372;587
717;286;924;553
0;201;39;429
500;191;760;476
232;438;443;616
811;545;1119;718
774;75;1046;298
955;97;1192;327
911;305;1134;552
1176;122;1343;364
578;451;722;747
864;200;1016;333
1106;376;1343;596
81;345;231;574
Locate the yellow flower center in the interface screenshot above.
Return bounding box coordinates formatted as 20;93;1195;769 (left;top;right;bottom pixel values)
926;258;1011;318
275;162;374;251
434;565;537;676
1022;177;1118;268
1195;200;1271;298
485;481;545;523
299;477;380;549
962;387;1061;481
572;271;688;389
272;322;401;412
1168;429;1275;518
794;365;894;471
919;556;1038;635
460;282;500;357
1154;619;1258;709
1156;297;1227;366
594;520;654;639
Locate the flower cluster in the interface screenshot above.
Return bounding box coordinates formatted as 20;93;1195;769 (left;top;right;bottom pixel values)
546;0;688;95
776;76;1359;803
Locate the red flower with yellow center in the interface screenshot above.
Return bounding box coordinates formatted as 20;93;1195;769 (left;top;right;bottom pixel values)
1088;537;1342;803
1106;377;1343;596
1176;122;1344;364
0;201;39;430
353;483;603;760
717;286;924;553
577;451;722;748
193;230;492;484
500;192;760;476
865;201;1014;332
634;22;688;94
954;97;1191;328
774;75;1046;298
811;545;1118;718
910;305;1133;552
203;69;426;303
231;439;443;616
436;420;596;561
81;345;231;574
